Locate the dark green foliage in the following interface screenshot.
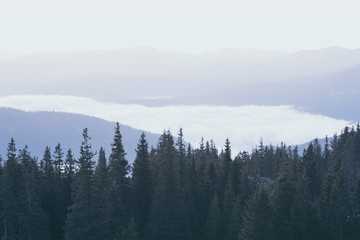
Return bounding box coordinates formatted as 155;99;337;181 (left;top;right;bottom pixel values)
115;216;140;240
107;122;131;238
226;196;243;240
239;186;272;240
19;146;50;240
203;192;222;240
1;142;50;240
1;124;360;240
131;133;152;237
53;143;64;179
92;147;111;239
64;128;97;240
1;138;22;239
290;159;320;240
63;149;75;228
218;139;232;206
146;131;190;240
271;148;295;240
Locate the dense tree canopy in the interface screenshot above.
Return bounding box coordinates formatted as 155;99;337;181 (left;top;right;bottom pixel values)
0;123;360;240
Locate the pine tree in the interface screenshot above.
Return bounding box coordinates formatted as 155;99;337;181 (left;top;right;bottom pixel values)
65;128;97;240
319;159;337;240
219;138;232;205
92;147;111;239
131;133;152;237
329;159;351;240
146;131;190;240
303;143;320;198
191;138;212;239
202;192;222;240
107;122;130;237
271;148;295;240
52;143;67;240
19;146;50;240
221;179;235;239
63;149;75;227
53;143;64;178
39;146;59;240
1;138;22;239
226;196;243;240
290;162;319;240
239;186;272;240
176;128;188;189
348;178;360;239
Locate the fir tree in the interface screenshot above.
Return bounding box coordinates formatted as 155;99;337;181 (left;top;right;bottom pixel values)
53;143;64;178
63;149;75;226
39;146;59;240
1;138;22;240
290;162;319;240
239;186;272;240
202;192;222;240
65;128;97;240
19;146;50;240
131;133;152;237
271;148;295;240
146;131;190;240
92;147;111;239
107;122;130;238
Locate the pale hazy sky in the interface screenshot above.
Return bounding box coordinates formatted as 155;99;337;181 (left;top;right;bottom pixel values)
1;0;360;53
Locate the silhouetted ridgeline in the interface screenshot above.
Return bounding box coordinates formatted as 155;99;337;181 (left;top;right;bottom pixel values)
0;107;160;162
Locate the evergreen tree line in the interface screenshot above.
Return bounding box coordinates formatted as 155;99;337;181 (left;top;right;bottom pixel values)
0;123;360;240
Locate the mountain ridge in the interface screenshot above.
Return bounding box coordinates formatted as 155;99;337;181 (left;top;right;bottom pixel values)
0;107;161;163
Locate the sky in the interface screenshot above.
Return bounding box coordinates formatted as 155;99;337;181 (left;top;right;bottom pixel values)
0;1;356;153
0;95;349;154
1;0;360;53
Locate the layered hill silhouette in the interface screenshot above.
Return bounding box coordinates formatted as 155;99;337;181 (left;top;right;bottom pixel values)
0;47;359;120
0;108;160;163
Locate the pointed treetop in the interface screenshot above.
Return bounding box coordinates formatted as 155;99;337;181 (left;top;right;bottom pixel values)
7;137;17;161
78;128;96;170
110;122;126;162
224;138;231;162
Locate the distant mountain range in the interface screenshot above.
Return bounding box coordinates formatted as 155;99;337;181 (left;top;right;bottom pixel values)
0;107;339;163
0;47;359;120
0;108;160;163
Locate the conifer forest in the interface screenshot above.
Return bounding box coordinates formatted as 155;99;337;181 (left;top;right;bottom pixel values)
1;122;360;240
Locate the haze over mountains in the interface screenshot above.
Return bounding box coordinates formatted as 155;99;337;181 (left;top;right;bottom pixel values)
0;108;160;162
0;47;358;153
0;47;359;120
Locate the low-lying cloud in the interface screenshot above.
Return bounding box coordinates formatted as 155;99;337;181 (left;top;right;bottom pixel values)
0;95;349;154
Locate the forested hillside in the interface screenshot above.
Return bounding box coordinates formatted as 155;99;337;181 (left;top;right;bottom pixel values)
0;123;359;240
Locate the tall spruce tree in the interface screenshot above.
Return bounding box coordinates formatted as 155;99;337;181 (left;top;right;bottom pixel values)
131;133;152;237
92;147;111;239
146;131;190;240
39;146;59;240
219;138;232;206
271;147;295;240
19;146;50;240
239;186;272;240
63;149;75;227
107;122;130;238
52;144;67;240
1;138;22;239
290;161;319;240
202;192;222;240
65;128;97;240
